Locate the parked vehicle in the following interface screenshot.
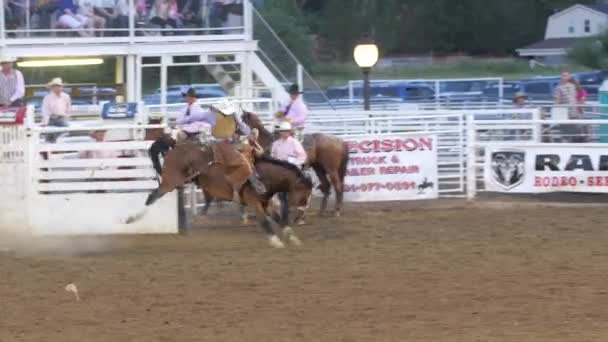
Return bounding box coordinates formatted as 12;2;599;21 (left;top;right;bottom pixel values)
326;81;435;102
518;77;560;101
572;70;607;97
481;81;521;101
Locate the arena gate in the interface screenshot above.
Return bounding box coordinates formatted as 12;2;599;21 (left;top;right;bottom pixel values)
0;105;178;235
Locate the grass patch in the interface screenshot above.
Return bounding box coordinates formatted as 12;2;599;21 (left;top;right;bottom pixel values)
312;59;589;88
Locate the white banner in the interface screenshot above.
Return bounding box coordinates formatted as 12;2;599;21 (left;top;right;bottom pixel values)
343;134;438;202
485;145;608;193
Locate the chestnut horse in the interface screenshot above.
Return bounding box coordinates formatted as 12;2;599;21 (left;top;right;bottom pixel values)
241;111;349;216
141;139;313;248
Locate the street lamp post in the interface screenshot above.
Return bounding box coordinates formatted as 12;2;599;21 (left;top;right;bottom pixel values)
353;43;379;111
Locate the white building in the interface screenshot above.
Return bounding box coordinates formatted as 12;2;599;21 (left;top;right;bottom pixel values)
517;3;608;63
0;1;312;109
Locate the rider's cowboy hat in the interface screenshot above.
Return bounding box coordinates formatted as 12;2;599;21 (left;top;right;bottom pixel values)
288;84;303;95
275;121;293;131
211;98;236;116
48;77;64;87
0;55;16;64
513;91;528;102
181;87;198;98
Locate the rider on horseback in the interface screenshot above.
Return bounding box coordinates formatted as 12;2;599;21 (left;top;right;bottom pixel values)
209;98;266;204
175;88;215;143
271;121;307;168
275;84;308;142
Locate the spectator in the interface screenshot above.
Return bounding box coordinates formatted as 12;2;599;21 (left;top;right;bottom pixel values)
78;0;107;36
276;84;308;142
554;71;577;113
177;0;201;31
513;91;528;109
94;0;129;36
150;0;179;34
570;77;590;142
56;0;94;36
553;71;580;141
0;55;25;108
42;78;72;128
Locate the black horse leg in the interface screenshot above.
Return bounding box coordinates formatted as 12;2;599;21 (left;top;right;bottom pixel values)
278;192;289;227
201;189;212;216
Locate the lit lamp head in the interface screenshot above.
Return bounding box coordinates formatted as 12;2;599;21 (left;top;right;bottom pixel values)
353;43;379;71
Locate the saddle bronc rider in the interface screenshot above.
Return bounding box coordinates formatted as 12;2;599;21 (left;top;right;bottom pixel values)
209;98;266;203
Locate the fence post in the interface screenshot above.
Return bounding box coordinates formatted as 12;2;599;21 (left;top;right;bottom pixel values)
466;113;477;200
25;111;38;232
532;108;541;143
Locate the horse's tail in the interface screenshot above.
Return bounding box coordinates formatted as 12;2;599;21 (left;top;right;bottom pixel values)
338;141;350;183
149;135;175;175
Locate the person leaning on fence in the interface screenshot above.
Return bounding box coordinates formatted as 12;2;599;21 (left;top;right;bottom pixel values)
0;55;25;108
553;71;582;142
42;78;72;142
275;84;308;142
174;87;215;143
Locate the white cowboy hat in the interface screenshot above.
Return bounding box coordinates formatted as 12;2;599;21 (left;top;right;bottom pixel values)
275;121;293;131
0;55;16;63
48;77;64;87
211;98;236;116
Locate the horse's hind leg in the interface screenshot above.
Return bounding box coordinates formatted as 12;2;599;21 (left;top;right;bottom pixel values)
242;189;285;248
328;171;344;217
312;164;331;215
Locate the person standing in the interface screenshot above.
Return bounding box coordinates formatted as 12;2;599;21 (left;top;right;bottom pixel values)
569;77;590;142
42;78;72;127
0;55;25;108
553;71;579;142
174;88;215;142
276;84;308;142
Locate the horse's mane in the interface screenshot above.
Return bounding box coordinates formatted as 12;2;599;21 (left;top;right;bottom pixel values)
257;155;313;188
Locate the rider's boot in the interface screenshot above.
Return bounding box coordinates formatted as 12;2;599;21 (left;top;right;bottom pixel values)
248;172;266;194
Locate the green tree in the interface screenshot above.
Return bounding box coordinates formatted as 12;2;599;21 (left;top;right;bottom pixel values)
257;0;314;68
568;33;608;69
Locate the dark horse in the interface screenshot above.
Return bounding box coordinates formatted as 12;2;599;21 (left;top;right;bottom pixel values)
241;111;350;216
142;137;313;248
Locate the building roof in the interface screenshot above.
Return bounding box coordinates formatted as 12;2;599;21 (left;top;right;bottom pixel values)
519;37;584;51
588;3;608;15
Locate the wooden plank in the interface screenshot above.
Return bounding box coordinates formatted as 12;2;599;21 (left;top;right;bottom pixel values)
38;168;158;180
37;180;158;192
37;141;153;152
38;157;152;168
30;192;177;235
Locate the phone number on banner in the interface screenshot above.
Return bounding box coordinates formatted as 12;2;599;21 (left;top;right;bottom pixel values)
344;181;417;192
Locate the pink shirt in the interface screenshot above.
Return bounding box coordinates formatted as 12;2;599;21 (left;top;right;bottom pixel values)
271;136;307;166
281;96;308;128
42;92;72;124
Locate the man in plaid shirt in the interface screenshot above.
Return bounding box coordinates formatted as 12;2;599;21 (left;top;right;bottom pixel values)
554;71;577;117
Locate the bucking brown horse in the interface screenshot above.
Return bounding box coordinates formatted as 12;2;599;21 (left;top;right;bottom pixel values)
241;111;349;216
136;139;313;248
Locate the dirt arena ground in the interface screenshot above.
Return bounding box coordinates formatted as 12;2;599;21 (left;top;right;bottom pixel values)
2;199;608;342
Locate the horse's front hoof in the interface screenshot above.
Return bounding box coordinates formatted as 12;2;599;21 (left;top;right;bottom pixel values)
334;211;341;217
268;235;285;248
295;219;306;226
